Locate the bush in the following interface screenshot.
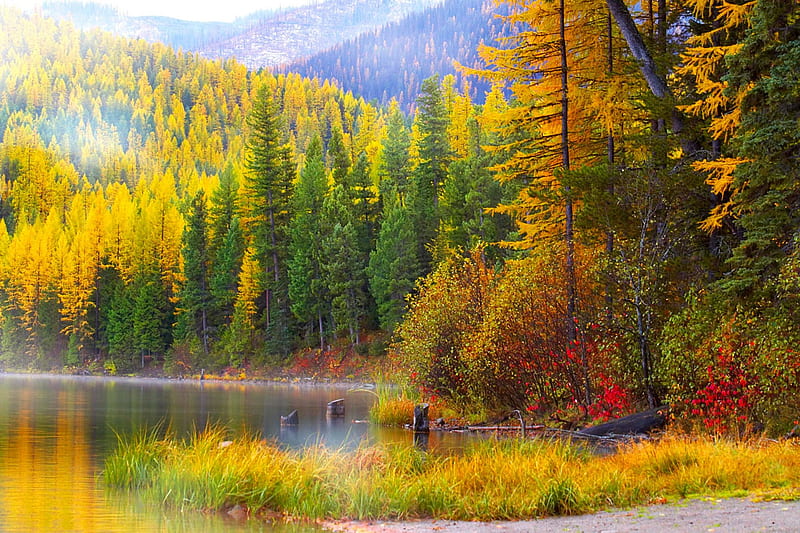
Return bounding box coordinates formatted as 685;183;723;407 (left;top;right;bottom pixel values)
660;291;800;435
393;246;621;418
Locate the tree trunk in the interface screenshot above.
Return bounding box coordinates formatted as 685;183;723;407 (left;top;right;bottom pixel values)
604;0;684;135
635;296;657;408
318;310;325;352
605;0;669;99
605;13;616;327
559;0;589;406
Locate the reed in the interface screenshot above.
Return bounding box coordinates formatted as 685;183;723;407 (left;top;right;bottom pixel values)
103;425;169;488
366;383;417;426
104;428;800;521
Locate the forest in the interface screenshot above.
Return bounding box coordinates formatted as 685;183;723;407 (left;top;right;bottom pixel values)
0;0;798;434
281;0;512;109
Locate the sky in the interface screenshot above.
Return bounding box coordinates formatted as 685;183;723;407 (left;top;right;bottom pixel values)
2;0;319;22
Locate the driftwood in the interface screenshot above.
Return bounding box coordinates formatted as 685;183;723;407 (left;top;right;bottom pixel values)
578;407;668;437
406;407;668;450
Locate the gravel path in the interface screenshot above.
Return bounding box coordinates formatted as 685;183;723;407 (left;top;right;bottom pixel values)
323;497;800;532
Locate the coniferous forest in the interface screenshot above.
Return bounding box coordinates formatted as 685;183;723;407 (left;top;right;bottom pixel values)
1;0;799;434
281;0;512;109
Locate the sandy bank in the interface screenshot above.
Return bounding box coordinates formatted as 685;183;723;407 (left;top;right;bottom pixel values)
324;497;800;532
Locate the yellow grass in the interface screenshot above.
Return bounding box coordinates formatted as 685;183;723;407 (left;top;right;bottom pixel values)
105;427;800;521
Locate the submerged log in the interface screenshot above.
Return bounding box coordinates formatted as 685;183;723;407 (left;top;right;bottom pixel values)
579;407;668;437
326;398;345;418
280;409;298;426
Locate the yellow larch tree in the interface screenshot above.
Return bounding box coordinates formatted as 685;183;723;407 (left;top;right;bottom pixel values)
4;210;61;355
676;0;755;231
58;187;108;352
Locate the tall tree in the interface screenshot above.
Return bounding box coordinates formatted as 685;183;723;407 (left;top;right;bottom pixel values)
368;192;419;331
380;101;412;203
243;84;295;354
208;163;243;328
475;0;615;405
410;75;452;275
177;192;212;356
717;0;800;299
288;135;329;349
322;185;368;344
328;126;351;185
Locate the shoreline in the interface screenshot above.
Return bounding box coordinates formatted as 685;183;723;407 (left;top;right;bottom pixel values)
0;369;378;390
322;496;800;533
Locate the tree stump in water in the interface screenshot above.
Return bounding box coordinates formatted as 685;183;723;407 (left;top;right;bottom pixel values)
280;409;298;426
413;403;430;433
327;398;345;418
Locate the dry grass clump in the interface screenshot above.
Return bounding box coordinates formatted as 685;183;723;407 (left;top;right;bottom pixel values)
105;427;800;521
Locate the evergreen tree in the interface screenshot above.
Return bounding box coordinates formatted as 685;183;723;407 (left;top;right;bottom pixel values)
322;185;368;344
176;192;212;356
328;126;351;185
348;151;380;256
720;0;800;300
288;135;329;349
440;118;508;255
368;193;419;331
208;164;243;328
410;75;452;275
104;273;136;363
132;266;169;368
243;84;295;356
381;101;412;202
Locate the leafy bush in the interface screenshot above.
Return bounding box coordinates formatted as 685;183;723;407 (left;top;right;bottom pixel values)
660;291;800;435
393;246;625;417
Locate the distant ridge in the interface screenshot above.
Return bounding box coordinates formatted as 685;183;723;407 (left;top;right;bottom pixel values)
39;0;509;109
279;0;511;109
41;0;445;69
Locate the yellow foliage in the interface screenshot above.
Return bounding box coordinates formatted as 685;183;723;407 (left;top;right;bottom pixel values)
470;0;647;248
676;0;756;233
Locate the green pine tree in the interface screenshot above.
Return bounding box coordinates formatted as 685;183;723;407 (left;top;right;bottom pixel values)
721;0;800;300
381;102;412;202
288;135;330;349
176;192;212;356
322;185;368;344
368;195;419;331
411;75;452;274
243;84;295;355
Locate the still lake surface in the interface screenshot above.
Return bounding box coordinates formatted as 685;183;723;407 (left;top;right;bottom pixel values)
0;373;470;532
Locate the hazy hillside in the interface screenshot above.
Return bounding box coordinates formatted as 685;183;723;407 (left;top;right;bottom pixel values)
199;0;445;69
41;0;445;69
279;0;511;109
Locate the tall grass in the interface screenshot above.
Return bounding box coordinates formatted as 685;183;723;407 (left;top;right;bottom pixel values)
365;382;417;426
104;428;800;521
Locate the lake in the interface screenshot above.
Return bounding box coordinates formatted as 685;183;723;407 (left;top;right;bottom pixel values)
0;373;474;532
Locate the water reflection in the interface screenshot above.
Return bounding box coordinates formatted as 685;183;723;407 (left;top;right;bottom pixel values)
0;374;475;532
0;374;380;532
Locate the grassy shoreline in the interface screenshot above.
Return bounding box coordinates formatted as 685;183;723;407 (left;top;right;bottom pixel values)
104;425;800;522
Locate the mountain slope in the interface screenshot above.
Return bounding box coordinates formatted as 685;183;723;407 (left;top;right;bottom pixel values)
198;0;445;69
279;0;511;108
41;0;444;69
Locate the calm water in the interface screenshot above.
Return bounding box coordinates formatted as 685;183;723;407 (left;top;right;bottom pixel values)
0;373;473;532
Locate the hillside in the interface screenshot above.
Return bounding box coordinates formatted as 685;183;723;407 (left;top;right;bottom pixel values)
0;6;511;372
279;0;511;109
41;0;445;69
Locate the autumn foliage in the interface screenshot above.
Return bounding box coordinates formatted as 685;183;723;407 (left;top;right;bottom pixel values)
393;246;632;420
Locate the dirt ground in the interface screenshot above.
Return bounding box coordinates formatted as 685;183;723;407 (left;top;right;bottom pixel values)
323;497;800;532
